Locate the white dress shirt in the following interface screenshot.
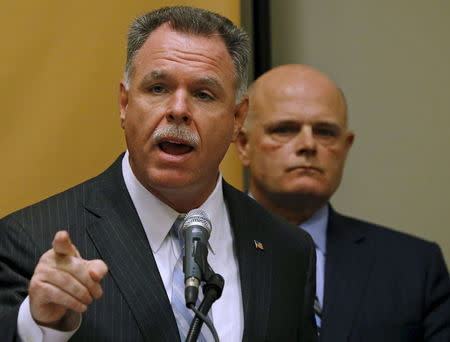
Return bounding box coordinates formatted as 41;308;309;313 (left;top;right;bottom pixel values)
122;152;244;341
17;151;244;341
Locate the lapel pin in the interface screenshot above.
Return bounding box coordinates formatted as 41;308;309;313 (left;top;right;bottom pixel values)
254;240;264;251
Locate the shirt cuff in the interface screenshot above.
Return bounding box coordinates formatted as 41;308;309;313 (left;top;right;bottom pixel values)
17;296;81;342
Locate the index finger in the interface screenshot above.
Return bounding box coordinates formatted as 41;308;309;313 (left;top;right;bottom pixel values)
52;231;80;258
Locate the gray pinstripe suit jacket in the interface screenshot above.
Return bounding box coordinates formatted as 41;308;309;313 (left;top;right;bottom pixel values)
0;155;317;342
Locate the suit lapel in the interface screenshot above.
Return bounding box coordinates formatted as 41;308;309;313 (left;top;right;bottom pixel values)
83;157;180;341
81;164;274;341
320;208;375;341
223;182;273;341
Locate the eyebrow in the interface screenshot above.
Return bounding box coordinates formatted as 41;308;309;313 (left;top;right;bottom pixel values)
315;121;340;127
140;70;225;94
265;120;300;127
141;70;168;83
264;120;343;130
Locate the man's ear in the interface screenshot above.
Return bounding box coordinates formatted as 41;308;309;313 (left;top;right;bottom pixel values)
119;81;129;129
345;131;355;150
231;96;249;141
235;127;251;167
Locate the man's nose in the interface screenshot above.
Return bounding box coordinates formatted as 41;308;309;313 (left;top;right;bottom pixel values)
295;126;317;156
165;90;192;125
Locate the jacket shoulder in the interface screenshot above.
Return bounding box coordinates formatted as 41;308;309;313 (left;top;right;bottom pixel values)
2;155;123;222
331;210;443;255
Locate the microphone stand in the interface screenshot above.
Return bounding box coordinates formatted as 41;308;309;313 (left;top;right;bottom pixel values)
185;242;224;342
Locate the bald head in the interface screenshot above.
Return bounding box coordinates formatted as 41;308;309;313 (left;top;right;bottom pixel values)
245;64;348;130
237;64;354;225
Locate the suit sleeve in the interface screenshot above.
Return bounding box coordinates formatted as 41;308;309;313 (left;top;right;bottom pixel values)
424;243;450;342
302;234;318;342
0;214;40;341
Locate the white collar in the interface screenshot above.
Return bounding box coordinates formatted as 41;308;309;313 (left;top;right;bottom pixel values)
121;151;227;255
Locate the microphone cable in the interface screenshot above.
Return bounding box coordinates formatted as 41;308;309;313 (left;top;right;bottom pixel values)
187;304;219;342
186;273;224;342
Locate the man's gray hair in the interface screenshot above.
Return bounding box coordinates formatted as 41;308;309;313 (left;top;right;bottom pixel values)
124;6;250;102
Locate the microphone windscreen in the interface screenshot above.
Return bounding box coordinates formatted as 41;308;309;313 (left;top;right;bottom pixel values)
182;209;212;237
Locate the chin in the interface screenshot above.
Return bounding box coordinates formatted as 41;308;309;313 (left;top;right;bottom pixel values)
155;176;195;190
286;178;322;191
143;168;196;189
286;182;330;198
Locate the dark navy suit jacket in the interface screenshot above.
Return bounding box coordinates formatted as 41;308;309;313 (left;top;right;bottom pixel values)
319;208;450;342
0;155;317;342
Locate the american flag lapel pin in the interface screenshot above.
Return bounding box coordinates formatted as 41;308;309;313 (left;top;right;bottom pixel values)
254;240;264;251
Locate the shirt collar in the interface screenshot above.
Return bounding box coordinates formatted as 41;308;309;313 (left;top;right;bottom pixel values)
121;151;225;255
300;205;329;254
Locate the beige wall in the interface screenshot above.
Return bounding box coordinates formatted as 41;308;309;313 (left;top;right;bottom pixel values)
1;0;243;218
271;1;450;264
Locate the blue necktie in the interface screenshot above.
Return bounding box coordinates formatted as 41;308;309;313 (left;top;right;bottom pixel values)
170;215;214;342
314;245;324;335
314;295;322;334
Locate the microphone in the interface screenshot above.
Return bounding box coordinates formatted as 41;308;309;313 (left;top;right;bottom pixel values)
181;209;212;307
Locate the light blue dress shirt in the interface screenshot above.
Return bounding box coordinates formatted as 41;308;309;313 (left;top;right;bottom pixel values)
300;205;328;308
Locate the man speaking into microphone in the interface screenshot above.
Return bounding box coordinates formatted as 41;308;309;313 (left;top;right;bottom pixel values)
0;6;317;342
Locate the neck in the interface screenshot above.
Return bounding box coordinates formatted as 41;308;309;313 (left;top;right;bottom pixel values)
250;188;328;226
147;180;218;213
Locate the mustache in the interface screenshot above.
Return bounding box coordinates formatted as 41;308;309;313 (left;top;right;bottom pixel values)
152;125;200;148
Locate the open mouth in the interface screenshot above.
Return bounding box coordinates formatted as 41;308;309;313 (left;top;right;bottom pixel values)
158;141;194;155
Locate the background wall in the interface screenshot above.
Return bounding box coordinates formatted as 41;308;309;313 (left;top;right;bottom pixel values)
1;0;243;218
269;0;450;264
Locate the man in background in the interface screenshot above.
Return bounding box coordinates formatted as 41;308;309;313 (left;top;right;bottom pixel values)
236;64;450;342
0;8;317;342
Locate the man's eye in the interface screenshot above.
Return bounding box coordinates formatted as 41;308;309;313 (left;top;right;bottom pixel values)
196;91;213;100
150;85;166;94
270;126;297;135
314;128;336;137
267;125;299;142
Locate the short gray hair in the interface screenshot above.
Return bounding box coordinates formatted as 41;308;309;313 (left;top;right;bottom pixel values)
124;6;250;102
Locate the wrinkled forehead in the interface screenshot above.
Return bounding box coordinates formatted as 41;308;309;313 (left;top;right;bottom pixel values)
130;25;237;89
